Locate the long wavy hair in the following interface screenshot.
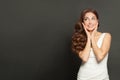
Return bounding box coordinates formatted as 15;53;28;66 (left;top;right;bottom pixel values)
72;8;99;54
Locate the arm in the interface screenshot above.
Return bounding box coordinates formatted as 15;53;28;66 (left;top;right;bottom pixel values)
78;38;91;63
78;23;92;63
91;33;111;62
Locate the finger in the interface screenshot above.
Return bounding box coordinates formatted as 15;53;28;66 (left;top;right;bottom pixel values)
82;23;87;32
82;23;85;29
93;26;97;32
95;23;98;30
93;27;97;33
82;23;90;37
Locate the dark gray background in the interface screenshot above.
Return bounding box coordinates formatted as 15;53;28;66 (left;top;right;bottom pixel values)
0;0;119;80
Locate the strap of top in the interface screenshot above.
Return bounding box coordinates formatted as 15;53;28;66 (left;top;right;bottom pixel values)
101;33;106;39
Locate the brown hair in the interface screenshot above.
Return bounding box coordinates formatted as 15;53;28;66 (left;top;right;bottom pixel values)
71;8;99;54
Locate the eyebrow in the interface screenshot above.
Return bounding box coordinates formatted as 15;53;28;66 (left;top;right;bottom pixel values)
84;16;96;19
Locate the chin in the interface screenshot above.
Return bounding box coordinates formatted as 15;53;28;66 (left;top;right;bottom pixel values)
87;30;94;32
87;28;95;31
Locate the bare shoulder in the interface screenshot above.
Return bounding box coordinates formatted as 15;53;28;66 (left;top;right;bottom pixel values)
105;32;112;38
104;32;112;40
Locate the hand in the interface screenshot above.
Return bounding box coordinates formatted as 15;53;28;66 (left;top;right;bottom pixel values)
82;23;91;40
91;26;98;38
91;25;98;48
91;24;98;43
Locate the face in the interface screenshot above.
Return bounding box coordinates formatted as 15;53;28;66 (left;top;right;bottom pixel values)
82;12;98;31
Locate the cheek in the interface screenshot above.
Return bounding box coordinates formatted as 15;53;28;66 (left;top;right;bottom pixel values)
83;22;89;26
93;21;98;26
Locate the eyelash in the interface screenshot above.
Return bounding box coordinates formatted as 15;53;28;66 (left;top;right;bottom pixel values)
84;18;96;21
84;18;87;21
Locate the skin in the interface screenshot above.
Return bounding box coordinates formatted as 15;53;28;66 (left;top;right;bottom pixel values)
78;12;112;63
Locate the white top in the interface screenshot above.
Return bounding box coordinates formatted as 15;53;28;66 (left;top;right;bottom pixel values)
77;33;109;80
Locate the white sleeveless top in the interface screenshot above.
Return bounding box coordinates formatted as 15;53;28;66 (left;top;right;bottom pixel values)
77;33;109;80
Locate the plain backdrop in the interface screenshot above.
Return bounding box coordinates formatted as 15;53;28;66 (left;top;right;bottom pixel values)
0;0;120;80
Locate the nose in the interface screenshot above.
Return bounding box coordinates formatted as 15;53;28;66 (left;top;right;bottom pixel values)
88;19;92;25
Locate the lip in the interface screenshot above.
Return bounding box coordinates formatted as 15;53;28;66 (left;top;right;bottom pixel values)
87;25;94;28
86;26;95;30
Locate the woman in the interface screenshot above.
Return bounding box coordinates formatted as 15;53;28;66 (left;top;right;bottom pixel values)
72;8;111;80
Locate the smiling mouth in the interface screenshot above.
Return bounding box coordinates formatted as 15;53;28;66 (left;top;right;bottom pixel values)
88;26;94;28
88;24;94;27
86;26;95;31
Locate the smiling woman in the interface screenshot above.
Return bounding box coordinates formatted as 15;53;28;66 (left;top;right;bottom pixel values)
83;12;98;32
72;8;112;80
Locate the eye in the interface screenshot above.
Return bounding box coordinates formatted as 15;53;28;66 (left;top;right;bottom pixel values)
92;17;96;20
84;17;88;21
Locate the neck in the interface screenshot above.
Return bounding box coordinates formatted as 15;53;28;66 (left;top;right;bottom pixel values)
89;31;98;36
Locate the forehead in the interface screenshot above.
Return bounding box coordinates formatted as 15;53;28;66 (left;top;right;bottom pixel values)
84;12;96;18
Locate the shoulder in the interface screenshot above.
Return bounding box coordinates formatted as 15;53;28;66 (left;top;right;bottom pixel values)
104;32;112;38
104;32;112;40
